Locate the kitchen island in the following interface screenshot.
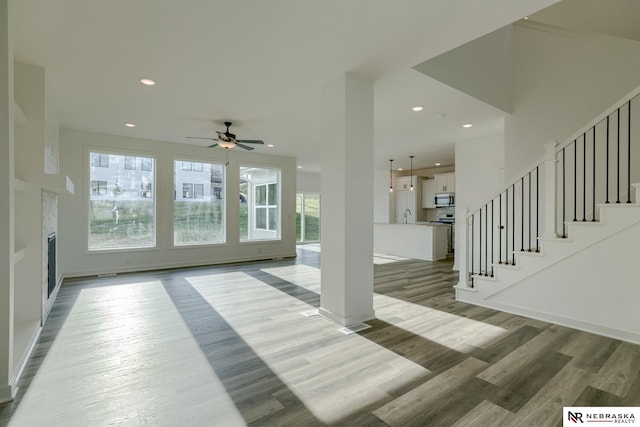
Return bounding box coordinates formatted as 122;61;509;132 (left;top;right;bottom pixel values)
373;223;449;261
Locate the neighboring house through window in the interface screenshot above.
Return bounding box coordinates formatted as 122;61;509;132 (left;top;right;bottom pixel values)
90;180;108;196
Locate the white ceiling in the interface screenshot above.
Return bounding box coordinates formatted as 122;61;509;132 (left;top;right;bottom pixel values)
12;0;560;172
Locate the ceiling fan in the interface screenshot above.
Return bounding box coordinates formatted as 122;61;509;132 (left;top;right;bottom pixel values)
186;121;265;150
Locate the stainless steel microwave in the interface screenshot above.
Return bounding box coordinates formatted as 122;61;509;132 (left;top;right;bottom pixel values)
435;193;454;207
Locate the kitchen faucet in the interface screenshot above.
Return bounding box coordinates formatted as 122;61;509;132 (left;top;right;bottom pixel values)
403;208;411;224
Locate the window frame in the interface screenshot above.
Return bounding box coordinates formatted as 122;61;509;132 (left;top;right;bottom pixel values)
86;148;157;252
239;166;281;242
182;183;194;199
124;156;136;170
172;159;226;247
254;182;278;231
90;180;108;196
91;153;109;168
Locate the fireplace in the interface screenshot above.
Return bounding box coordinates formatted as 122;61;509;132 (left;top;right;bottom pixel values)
47;232;56;297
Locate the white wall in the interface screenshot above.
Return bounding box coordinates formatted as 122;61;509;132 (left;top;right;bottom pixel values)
296;170;320;193
454;132;505;270
505;22;640;179
59;128;297;277
490;219;640;344
373;166;392;223
0;0;16;402
414;24;514;114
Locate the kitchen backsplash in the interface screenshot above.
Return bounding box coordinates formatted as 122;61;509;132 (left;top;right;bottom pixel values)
436;206;455;220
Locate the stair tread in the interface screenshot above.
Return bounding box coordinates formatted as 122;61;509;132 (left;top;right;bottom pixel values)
515;250;543;257
538;236;572;242
597;202;640;208
472;274;497;282
566;220;604;226
493;263;519;270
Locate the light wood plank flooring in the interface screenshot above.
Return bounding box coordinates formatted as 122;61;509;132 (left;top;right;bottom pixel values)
1;245;639;426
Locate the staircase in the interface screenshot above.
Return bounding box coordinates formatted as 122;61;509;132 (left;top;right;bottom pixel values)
455;86;640;344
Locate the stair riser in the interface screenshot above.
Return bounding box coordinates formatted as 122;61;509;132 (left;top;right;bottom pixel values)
599;205;640;223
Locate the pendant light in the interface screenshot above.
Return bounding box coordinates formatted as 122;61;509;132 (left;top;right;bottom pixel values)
389;159;394;192
409;155;415;191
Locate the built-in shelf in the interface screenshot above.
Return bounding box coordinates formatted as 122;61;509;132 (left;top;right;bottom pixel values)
13;99;28;127
14;247;27;264
14;177;28;192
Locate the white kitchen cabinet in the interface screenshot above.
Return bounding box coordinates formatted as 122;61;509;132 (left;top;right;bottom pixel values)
422;179;436;208
394;175;416;191
395;189;416;223
434;172;455;193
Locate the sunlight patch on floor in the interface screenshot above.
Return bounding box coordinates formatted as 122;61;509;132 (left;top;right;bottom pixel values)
9;281;245;427
260;264;321;293
374;253;411;264
188;272;430;424
297;243;321;252
374;293;509;352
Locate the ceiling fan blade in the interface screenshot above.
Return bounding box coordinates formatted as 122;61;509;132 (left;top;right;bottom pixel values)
237;139;264;144
207;143;219;148
236;143;255;151
186;136;219;141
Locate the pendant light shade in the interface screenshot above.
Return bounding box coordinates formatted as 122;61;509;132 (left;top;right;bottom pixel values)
409;155;415;191
389;159;394;192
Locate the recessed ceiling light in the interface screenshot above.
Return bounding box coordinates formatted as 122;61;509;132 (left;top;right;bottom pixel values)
267;144;275;148
124;123;136;128
524;16;528;20
435;163;441;166
139;78;156;86
297;165;302;169
463;123;473;128
398;168;403;171
411;106;424;112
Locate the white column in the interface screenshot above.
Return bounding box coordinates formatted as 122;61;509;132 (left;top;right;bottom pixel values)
0;0;16;403
319;73;375;326
542;141;558;238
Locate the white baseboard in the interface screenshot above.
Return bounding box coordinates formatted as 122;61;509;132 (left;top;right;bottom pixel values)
63;251;299;278
456;295;640;345
12;325;43;392
0;384;16;404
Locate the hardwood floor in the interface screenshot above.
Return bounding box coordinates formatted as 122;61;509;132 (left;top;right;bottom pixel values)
1;245;639;426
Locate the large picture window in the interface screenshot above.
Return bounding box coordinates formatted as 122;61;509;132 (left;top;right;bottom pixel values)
296;193;320;243
174;160;225;245
240;166;280;241
88;151;155;250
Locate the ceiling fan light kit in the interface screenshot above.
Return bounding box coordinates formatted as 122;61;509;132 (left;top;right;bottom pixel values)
186;121;265;151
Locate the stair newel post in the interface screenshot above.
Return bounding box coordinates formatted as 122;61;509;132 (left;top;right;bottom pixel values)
542;141;559;239
458;208;472;289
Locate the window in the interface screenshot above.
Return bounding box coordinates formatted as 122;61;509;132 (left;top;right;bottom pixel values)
91;153;109;168
255;183;277;230
212;186;222;200
193;162;203;172
181;161;192;171
141;158;152;171
174;160;225;245
140;182;152;198
193;183;204;199
90;180;108;196
296;193;321;243
182;183;193;198
88;151;155;250
240;166;280;241
124;156;136;170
